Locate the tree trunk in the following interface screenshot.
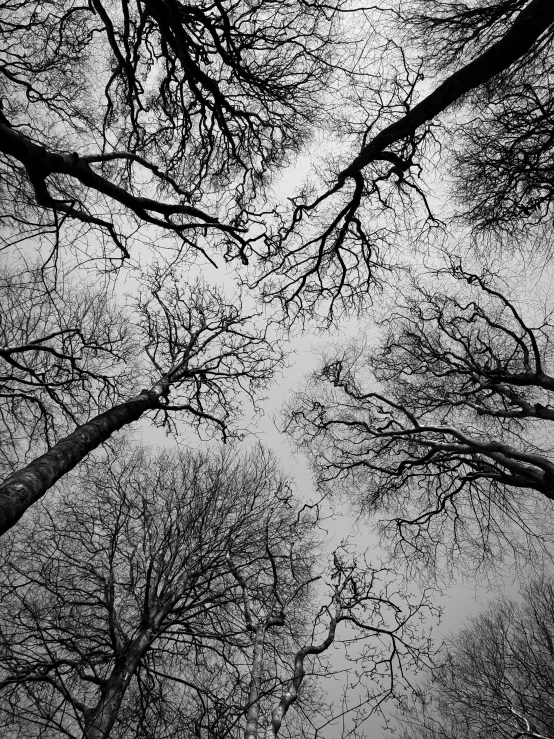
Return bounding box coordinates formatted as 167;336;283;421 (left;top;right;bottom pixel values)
0;388;161;535
340;0;554;178
245;624;267;739
264;613;339;739
83;632;152;739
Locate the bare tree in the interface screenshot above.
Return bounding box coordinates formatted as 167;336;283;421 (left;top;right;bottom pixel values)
4;0;554;330
0;442;317;738
251;553;435;739
0;441;434;739
0;0;358;266
285;262;554;572
0;262;135;476
257;0;554;321
394;576;554;739
0;269;284;534
400;0;554;239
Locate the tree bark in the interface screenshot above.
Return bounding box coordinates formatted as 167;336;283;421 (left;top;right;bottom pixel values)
245;624;267;739
83;631;153;739
0;121;216;223
0;388;162;535
265;613;339;739
340;0;554;178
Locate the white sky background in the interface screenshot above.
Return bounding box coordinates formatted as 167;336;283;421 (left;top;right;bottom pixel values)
12;206;547;737
67;128;554;739
7;5;554;735
119;256;542;737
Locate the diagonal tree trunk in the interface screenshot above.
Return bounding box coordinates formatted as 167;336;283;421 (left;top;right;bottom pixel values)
83;631;153;739
0;385;164;535
340;0;554;178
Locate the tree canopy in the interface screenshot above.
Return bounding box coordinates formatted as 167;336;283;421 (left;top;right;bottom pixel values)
395;577;554;739
3;0;554;528
3;0;554;735
284;261;554;572
0;441;433;738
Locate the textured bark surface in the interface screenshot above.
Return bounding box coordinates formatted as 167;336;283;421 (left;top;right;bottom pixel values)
83;631;153;739
0;390;158;535
340;0;554;178
264;614;339;739
245;625;267;739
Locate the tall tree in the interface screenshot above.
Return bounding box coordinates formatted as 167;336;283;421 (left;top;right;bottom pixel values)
285;262;554;572
0;441;433;739
259;0;554;321
401;0;554;238
0;442;316;738
0;267;284;534
395;576;554;739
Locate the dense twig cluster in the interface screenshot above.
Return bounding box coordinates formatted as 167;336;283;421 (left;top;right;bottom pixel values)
397;577;554;739
285;263;554;571
0;442;433;738
0;0;356;265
